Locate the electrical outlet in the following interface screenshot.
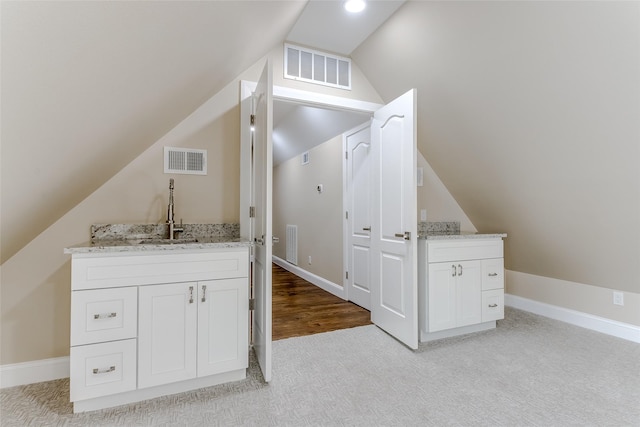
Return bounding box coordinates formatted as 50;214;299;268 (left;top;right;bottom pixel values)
613;291;624;306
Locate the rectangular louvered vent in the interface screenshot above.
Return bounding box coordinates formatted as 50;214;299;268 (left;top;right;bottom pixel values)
164;147;207;175
286;225;298;265
284;44;351;90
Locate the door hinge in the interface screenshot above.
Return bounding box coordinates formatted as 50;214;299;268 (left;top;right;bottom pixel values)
249;298;256;310
345;211;348;220
346;271;349;280
249;206;255;218
345;151;348;160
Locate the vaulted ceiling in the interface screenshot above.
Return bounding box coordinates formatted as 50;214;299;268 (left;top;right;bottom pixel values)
1;1;307;263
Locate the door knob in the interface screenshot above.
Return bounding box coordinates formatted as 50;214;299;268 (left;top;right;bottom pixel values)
394;231;411;241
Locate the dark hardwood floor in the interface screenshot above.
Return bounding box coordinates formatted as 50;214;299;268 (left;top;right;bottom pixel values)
272;263;372;341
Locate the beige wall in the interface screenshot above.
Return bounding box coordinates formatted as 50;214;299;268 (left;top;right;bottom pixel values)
507;271;640;326
0;1;307;264
0;44;384;365
272;137;477;290
0;73;242;365
353;2;640;305
417;152;476;232
273;136;344;285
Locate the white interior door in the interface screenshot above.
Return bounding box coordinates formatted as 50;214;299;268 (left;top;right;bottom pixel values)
370;89;418;349
345;123;372;310
251;60;273;382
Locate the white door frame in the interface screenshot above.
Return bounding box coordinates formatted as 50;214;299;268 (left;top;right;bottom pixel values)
240;80;382;301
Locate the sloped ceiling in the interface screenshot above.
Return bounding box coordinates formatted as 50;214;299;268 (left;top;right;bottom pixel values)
352;1;640;293
0;1;306;263
273;101;370;165
3;1;638;298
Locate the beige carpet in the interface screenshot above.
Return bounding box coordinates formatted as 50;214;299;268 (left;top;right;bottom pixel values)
1;308;639;426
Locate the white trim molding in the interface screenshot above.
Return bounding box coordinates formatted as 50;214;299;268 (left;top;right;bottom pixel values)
272;255;345;300
0;356;69;389
240;80;383;113
505;294;640;344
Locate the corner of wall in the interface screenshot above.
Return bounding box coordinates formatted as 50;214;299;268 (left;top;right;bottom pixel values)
416;150;476;232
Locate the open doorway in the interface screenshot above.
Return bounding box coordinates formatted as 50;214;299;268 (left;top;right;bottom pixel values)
270;99;373;339
241;74;420;383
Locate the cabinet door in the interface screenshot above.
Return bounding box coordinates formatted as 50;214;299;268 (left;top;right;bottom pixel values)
428;262;457;332
456;260;482;327
197;279;249;377
138;282;197;389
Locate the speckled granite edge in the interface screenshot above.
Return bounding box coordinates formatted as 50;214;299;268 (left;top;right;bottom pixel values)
64;223;247;254
91;223;240;243
64;238;251;254
420;232;507;240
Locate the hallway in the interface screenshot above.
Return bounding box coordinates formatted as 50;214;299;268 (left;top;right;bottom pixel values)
271;264;371;340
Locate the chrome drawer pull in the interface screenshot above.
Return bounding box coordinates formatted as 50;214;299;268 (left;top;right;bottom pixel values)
451;265;456;277
458;264;463;276
189;286;194;304
201;285;207;303
488;303;498;308
363;227;371;231
488;273;498;277
93;312;117;320
93;366;116;375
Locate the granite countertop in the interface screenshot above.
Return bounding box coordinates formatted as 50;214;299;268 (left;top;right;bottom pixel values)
64;223;251;254
417;221;506;240
64;237;252;254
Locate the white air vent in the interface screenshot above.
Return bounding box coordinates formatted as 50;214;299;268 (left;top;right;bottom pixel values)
284;44;351;90
164;147;207;175
286;225;298;265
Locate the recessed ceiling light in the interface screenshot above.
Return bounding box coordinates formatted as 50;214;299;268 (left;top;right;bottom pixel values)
344;0;366;14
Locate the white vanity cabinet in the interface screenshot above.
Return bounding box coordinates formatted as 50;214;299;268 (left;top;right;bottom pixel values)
419;238;505;341
427;260;482;332
68;246;249;413
137;278;248;388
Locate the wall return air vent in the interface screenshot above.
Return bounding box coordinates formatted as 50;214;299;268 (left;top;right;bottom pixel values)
284;44;351;90
164;147;207;175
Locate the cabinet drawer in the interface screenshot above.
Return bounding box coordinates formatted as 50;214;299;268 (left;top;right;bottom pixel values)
71;287;137;346
72;248;249;290
481;289;504;322
481;258;504;290
70;339;136;401
427;239;503;263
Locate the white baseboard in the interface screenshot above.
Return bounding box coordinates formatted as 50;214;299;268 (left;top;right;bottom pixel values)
505;294;640;344
0;356;69;389
272;255;345;300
